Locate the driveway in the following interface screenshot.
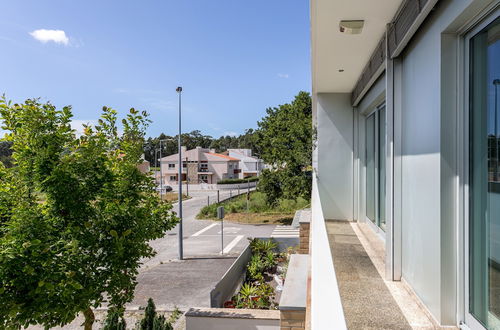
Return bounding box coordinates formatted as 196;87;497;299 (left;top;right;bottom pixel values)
129;189;276;310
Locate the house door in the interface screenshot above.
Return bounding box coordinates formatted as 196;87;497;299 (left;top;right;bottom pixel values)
466;12;500;330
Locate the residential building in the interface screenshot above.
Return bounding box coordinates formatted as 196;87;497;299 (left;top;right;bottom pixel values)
309;0;499;329
225;149;264;178
160;146;239;185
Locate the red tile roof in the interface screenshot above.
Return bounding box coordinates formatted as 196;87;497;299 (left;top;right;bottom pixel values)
207;152;240;161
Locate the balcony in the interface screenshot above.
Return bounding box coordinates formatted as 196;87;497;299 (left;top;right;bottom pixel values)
311;177;437;329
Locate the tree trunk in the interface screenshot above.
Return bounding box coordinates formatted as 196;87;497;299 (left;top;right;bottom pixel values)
83;307;95;330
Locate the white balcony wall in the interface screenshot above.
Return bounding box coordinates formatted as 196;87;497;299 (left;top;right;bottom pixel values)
315;93;354;220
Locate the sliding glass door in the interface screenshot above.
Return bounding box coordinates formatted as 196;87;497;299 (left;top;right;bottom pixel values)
365;104;386;231
468;14;500;330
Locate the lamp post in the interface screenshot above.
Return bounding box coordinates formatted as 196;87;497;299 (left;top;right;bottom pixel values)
176;86;184;260
494;79;500;182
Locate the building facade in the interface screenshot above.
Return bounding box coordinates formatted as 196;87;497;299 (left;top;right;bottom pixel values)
160;146;239;185
310;0;499;329
226;149;264;179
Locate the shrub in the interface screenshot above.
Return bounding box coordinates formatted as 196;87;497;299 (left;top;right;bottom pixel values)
249;238;278;256
101;310;126;330
139;298;172;330
217;176;259;184
247;254;265;282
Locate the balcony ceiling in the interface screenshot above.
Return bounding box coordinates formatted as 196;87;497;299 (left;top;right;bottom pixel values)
311;0;403;93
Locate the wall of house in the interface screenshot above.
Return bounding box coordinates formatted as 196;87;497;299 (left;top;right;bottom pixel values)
395;0;483;324
208;161;230;182
315;93;353;220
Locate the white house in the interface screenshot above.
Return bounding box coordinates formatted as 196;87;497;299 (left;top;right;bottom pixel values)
306;0;499;329
226;149;264;179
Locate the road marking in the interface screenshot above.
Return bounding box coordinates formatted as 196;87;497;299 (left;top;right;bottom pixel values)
191;223;218;237
223;235;244;254
271;225;299;238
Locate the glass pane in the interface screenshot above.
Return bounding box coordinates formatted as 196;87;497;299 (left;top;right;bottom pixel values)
469;16;500;329
366;114;376;222
378;107;386;231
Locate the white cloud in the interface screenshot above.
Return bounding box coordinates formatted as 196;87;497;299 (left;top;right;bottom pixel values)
223;131;239;137
277;73;290;79
30;29;69;45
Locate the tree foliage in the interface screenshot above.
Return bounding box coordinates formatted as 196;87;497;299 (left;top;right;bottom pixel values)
255;91;313;204
0;97;178;329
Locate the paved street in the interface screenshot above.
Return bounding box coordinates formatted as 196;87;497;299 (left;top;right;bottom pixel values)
129;189;276;310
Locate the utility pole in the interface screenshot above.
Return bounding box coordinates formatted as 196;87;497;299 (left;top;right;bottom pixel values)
176;86;184;260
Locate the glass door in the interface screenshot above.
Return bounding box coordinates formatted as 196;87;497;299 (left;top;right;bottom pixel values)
468;14;500;330
365;104;386;231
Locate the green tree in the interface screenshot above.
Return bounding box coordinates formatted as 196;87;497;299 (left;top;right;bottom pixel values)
255;91;313;204
140;298;172;330
0;97;178;329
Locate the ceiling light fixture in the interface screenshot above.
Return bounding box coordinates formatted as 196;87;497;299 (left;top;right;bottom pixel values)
339;20;364;34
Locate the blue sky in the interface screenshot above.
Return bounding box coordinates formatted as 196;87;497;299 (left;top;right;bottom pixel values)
0;1;310;138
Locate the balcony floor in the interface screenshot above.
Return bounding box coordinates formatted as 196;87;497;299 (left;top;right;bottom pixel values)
326;220;440;330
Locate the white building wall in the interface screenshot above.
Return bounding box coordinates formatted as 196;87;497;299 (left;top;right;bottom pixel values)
315;93;353;220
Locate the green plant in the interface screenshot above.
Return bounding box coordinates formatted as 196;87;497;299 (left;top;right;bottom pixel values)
0;98;178;330
247;254;265;282
249;238;278;256
102;309;126;330
140;298;172;330
263;251;277;271
168;306;182;324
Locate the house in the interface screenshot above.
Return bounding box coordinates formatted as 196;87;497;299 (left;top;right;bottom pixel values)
225;149;264;179
307;0;500;329
160;146;240;185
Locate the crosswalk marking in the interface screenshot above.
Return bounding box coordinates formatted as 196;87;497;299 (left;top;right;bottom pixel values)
271;225;299;238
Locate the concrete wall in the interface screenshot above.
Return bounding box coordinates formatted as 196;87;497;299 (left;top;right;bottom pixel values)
185;308;280;330
315;93;354;220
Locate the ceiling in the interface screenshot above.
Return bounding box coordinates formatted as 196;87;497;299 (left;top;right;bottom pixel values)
311;0;403;93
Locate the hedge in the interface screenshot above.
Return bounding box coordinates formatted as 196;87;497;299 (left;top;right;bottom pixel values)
217;176;259;184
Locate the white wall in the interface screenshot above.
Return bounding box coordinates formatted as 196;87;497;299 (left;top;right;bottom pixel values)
315;93;353;220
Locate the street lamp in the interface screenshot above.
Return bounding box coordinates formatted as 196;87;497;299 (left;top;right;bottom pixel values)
494;79;500;182
176;86;184;260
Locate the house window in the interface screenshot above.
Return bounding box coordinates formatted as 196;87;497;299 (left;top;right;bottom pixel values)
169;176;176;181
168;164;175;169
468;16;500;327
365;104;386;231
182;163;187;168
200;175;208;183
229;163;233;169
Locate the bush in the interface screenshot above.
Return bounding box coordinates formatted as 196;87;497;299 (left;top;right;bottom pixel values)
217;176;259;184
139;298;172;330
102;310;126;330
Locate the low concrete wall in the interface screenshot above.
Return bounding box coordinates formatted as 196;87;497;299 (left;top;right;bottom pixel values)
216;181;257;190
210;244;252;308
185;308;280;330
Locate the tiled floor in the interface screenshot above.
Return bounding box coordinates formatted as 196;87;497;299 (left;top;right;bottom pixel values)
326;220;438;330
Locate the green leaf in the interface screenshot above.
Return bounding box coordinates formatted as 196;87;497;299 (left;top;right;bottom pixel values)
110;230;118;238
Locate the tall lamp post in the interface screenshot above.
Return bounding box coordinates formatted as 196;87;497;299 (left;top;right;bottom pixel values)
176;86;184;260
494;79;500;182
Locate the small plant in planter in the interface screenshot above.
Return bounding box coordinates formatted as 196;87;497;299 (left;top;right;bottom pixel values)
138;298;173;330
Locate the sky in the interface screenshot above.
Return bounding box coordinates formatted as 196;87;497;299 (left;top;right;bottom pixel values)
0;1;311;138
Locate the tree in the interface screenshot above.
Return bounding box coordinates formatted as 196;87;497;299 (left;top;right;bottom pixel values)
255;91;313;204
0;97;178;329
0;141;13;168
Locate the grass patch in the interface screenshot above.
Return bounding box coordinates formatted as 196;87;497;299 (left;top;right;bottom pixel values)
196;191;308;224
162;192;190;203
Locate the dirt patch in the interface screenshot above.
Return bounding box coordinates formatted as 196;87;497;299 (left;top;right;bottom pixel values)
223;212;293;225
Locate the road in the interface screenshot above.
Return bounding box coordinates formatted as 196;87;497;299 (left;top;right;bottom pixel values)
129;189;277;310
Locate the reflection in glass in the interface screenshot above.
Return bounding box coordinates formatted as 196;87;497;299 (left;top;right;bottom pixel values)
366;114;376;223
378;107;386;230
469;16;500;329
